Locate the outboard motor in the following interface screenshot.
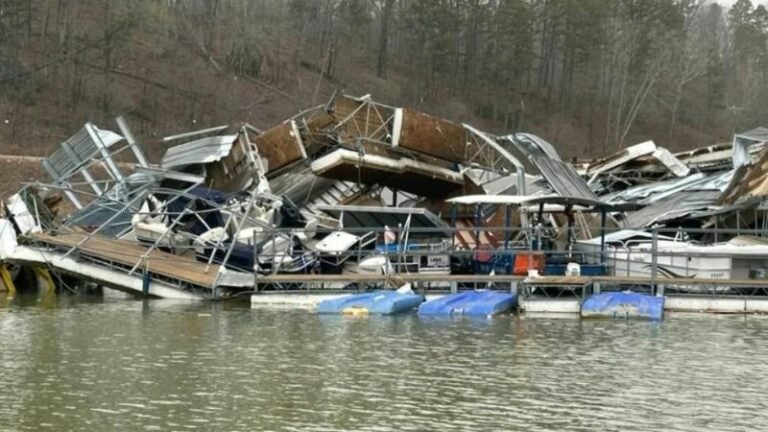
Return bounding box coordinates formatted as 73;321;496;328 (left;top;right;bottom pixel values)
277;196;304;228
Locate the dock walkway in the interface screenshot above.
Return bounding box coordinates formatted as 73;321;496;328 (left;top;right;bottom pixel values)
256;273;768;288
31;232;218;289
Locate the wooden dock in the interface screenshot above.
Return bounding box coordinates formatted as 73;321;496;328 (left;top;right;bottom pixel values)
21;232;768;296
30;232;218;289
256;272;768;288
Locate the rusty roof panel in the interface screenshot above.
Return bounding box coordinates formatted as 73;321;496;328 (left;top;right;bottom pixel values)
332;96;393;145
719;146;768;205
396;109;466;162
253;121;307;177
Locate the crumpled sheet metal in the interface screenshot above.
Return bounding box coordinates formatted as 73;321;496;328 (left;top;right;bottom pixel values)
719;145;768;206
530;156;597;201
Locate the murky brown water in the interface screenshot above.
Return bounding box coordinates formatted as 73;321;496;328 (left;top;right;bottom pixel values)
1;292;768;431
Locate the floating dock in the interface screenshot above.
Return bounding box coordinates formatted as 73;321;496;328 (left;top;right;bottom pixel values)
0;223;252;299
248;273;768;317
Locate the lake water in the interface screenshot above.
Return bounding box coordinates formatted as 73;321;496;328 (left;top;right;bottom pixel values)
1;292;768;431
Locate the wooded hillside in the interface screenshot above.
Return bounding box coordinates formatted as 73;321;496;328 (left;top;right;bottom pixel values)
0;0;766;160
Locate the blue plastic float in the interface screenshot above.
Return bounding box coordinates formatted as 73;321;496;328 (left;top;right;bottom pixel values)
316;290;425;315
418;291;518;317
580;291;664;320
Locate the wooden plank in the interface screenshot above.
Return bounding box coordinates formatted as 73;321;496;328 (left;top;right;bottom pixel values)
31;233;217;288
302;112;337;155
253;121;306;177
522;276;591;286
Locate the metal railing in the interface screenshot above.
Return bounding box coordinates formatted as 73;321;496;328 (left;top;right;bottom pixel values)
11;189;768;299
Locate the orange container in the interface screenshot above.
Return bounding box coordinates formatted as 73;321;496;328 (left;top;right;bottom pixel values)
513;252;546;275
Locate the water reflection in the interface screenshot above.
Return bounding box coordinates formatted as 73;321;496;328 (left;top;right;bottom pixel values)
1;295;767;431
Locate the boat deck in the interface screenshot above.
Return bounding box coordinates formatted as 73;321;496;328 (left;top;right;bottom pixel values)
30;232;218;289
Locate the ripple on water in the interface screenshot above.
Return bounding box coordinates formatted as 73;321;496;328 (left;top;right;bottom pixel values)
1;298;768;431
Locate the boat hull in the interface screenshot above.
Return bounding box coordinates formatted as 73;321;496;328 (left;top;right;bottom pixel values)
418;291;517;317
581;291;664;320
316;290;425;315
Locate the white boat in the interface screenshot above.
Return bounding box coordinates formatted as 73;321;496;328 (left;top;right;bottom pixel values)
357;241;452;280
577;231;768;289
131;198;193;252
313;230;376;271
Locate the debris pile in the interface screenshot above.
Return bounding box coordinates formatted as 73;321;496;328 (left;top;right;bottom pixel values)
1;93;767;298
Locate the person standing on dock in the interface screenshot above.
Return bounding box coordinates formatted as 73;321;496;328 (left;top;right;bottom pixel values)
384;225;396;246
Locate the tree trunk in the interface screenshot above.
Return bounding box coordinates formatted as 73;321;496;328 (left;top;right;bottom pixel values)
377;0;394;78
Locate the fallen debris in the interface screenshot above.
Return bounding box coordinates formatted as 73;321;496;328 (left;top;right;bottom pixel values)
0;92;767;299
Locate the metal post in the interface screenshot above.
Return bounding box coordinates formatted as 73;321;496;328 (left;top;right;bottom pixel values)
204;211;235;272
475;204;482;287
474;204;482;248
116;116;149;167
450;204;457;252
79;169;103;196
600;209;607;270
60;140;103;196
213;198;256;277
41;160;83;209
537;203;544;251
504;204;511;250
565;205;573;249
85;123;123;182
253;229;259;293
651;228;658;296
128;202;194;275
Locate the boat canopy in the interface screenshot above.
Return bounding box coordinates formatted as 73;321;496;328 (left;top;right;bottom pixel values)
445;194;620;211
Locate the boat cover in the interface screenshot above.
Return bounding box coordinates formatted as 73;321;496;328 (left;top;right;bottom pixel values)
581;291;664;320
418;291;517;316
165;187;227;236
316;290;424;315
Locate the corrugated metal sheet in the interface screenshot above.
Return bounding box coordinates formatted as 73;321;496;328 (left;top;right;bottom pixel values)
161;135;237;168
675;143;732;171
606;170;733;204
586;141;656;176
44;127;123;179
732;126;768;168
530;156;597;201
510;133;562;161
605;174;703;203
268;165;339;206
651;147;690;177
625;190;719;228
314;205;450;238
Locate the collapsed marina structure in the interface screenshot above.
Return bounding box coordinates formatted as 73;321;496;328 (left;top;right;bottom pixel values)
1;93;768;318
